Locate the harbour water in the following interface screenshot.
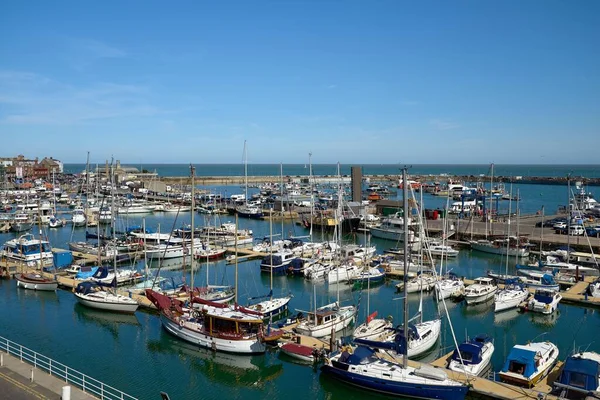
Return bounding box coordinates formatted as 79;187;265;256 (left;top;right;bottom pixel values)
63;163;600;179
1;177;599;399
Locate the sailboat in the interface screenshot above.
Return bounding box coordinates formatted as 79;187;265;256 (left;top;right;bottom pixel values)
146;215;284;354
434;194;465;301
236;140;264;219
352;265;393;340
188;167;235;304
294;205;357;337
247;204;292;319
494;189;530;312
321;168;469;400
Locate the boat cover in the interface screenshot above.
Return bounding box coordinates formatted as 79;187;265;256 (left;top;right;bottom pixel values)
339;345;377;365
501;347;536;377
557;356;600;392
534;290;556;304
452;342;484;365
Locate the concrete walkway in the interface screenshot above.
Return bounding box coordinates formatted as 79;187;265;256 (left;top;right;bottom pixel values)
0;351;97;400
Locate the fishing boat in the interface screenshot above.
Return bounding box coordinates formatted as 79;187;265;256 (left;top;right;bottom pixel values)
554;351;600;397
494;279;530;313
15;273;58;291
464;277;498;305
499;341;559;387
447;334;494;377
322;344;469;400
522;289;562;315
146;289;281;354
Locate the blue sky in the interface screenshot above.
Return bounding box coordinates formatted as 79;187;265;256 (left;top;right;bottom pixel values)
1;1;598;164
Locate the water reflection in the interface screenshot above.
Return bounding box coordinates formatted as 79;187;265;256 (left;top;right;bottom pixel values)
73;303;140;338
493;308;521;325
147;335;284;388
528;310;560;328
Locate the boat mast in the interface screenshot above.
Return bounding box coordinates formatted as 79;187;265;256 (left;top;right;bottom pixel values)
244;140;248;207
489;163;494;237
280;162;284;240
504;184;512;276
402;167;409;369
234;214;238;305
309;152;313;242
190;164;196;298
515;188;520;268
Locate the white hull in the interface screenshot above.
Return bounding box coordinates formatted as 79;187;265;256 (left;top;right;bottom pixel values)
408;319;441;358
494;289;529;312
471;242;529;257
434;279;465;301
353;318;393;340
16;279;58;291
294;306;356;338
327;265;360;284
161;314;266;354
448;341;494;377
465;288;497;305
74;292;138;313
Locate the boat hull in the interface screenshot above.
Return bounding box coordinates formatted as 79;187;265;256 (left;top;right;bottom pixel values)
74;292;138;313
15;275;58;291
321;365;468;400
160;314;266;354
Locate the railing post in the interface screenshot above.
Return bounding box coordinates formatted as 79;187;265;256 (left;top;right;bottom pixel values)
49;359;52;375
34;352;37;368
20;345;23;361
65;366;68;383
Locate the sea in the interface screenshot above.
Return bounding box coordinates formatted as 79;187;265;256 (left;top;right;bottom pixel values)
63;163;600;179
1;165;600;400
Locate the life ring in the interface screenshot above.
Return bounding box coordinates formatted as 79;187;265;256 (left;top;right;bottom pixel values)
179;319;185;328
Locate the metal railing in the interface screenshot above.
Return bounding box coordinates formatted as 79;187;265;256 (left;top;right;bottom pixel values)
0;335;137;400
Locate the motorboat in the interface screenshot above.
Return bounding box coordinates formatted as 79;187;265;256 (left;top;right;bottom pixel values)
499;341;559;387
464;277;497;305
522;289;562;315
1;233;54;268
294;302;356;338
554;351;600;397
448;334;495;377
434;274;465;301
494;280;530;312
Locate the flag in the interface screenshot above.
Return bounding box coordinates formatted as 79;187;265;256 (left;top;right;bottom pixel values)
367;311;378;324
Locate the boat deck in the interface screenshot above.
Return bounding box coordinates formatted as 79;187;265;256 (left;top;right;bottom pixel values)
428;351;563;400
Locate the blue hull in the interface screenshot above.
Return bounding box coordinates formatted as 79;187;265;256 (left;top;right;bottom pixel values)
260;263;292;275
322;365;469;400
237;211;264;219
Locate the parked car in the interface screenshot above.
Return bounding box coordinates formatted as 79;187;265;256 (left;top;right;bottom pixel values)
553;221;567;229
568;225;585;236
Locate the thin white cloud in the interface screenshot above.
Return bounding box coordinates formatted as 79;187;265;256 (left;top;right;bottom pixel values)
327;84;337;89
429;118;460;130
0;70;160;125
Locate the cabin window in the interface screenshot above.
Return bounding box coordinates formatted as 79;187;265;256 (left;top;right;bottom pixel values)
509;361;526;375
458;351;473;362
568;372;587;388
